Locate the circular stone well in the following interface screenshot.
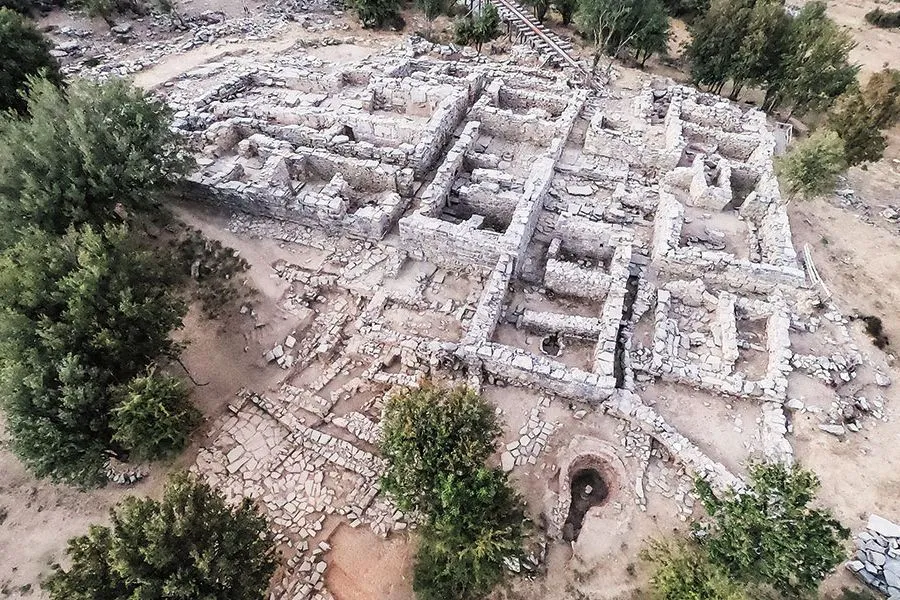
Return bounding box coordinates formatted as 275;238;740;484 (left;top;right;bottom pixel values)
540;333;563;357
548;436;631;543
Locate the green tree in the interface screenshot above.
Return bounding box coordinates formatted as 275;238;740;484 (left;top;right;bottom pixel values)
0;78;190;245
764;2;857;114
577;0;670;65
524;0;550;22
416;0;445;22
0;225;186;484
865;8;900;29
727;0;789;100
454;3;501;53
0;8;62;114
827;68;900;166
380;385;525;600
643;539;750;600
380;385;501;515
776;130;847;200
662;0;709;21
414;469;525;600
554;0;577;25
686;0;754;94
44;472;278;600
694;463;849;597
631;0;670;67
111;369;199;462
351;0;402;29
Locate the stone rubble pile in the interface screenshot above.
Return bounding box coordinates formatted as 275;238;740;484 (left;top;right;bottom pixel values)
848;515;900;599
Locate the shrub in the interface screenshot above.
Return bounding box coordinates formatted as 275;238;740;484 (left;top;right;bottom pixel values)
643;539;749;600
111;370;199;461
776;129;847;200
865;8;900;29
694;463;849;597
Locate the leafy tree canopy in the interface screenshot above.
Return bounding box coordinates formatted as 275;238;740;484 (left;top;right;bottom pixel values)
414;467;525;600
687;0;856;113
694;462;849;597
662;0;709;21
351;0;403;29
771;1;857;115
0;8;61;114
0;77;191;246
44;472;278;600
0;225;186;483
416;0;445;22
380;385;525;600
380;385;501;515
776;129;847;200
827;68;900;166
111;369;200;462
643;539;750;600
553;0;577;26
576;0;670;64
453;4;501;53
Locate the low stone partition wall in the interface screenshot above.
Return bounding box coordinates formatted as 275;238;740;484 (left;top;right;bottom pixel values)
593;243;633;378
459;341;617;404
518;310;603;338
604;390;742;492
652;193;806;294
544;256;612;301
417;121;481;217
464;253;515;344
717;292;739;370
688;154;732;210
471;100;558;145
398;212;512;268
553;211;632;261
497;85;569;117
413;88;474;178
648;289;792;400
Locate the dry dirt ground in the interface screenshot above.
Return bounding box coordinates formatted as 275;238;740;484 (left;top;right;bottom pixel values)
0;3;899;600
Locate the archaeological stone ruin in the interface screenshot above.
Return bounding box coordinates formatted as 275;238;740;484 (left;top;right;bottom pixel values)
100;35;890;600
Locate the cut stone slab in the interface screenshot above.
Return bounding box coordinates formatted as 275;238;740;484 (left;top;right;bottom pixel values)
869;515;900;539
566;184;594;196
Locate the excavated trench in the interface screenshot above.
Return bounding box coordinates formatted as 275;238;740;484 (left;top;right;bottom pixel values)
613;272;640;388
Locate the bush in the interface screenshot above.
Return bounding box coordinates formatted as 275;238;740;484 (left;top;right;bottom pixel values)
452;3;500;52
172;227;252;318
0;8;62;113
44;472;277;600
776;129;847;200
865;8;900;29
351;0;403;29
414;468;525;600
111;370;199;461
694;463;849;597
827;68;900;166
